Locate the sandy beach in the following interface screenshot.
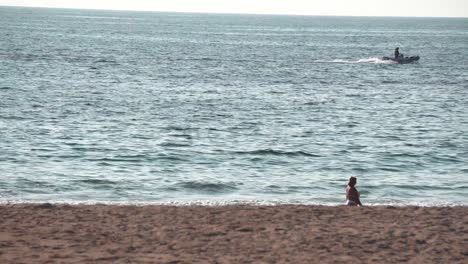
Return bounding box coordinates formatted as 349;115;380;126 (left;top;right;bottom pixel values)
0;204;466;263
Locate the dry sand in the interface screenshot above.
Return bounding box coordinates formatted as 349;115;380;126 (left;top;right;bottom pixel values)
0;204;467;263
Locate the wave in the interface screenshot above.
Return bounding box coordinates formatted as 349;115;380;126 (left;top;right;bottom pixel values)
382;184;468;191
315;57;396;64
60;15;125;20
175;181;239;194
233;149;321;157
93;58;118;64
76;179;118;185
85;154;188;163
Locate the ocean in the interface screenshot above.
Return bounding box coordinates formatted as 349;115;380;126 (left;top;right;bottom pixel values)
1;6;467;205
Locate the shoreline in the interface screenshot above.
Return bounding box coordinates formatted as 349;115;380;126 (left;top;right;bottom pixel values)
1;204;467;263
1;200;467;207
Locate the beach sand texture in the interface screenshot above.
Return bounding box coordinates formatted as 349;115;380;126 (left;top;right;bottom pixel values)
0;204;467;263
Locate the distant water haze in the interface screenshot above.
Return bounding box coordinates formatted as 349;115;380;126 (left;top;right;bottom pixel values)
0;7;467;205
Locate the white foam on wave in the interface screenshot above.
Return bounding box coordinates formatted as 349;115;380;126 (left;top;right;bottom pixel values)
1;199;466;207
316;57;396;64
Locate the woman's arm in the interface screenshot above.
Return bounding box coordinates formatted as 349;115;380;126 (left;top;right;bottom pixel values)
356;196;362;206
356;190;362;206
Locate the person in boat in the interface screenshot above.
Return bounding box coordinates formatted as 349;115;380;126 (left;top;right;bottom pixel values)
394;47;400;59
346;176;362;206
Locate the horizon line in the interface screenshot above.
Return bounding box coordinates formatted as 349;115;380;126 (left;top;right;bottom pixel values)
1;4;468;19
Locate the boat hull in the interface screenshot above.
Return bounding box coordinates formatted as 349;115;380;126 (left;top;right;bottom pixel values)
382;56;420;64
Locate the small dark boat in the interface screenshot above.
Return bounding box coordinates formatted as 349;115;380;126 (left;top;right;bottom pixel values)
382;55;420;64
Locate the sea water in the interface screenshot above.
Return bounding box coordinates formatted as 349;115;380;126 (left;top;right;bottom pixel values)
1;6;467;205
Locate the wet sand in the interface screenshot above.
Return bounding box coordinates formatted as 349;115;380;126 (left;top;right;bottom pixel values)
0;204;467;263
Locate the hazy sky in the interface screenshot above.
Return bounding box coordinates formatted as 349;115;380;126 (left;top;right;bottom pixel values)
1;0;468;17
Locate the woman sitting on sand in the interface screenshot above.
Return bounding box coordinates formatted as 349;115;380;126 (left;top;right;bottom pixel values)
346;176;362;206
